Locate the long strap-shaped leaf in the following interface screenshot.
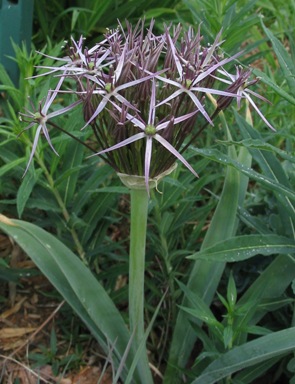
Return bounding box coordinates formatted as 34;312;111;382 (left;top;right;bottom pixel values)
191;326;295;384
261;20;295;97
190;146;295;202
164;123;251;383
189;234;295;262
0;214;134;380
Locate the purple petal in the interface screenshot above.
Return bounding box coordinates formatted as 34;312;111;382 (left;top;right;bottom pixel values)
48;99;82;119
192;51;244;85
115;73;156;92
35;51;70;62
154;75;181;88
154;134;199;178
186;91;213;125
23;125;43;175
88;132;145;158
41;124;59;156
82;97;109;129
166;32;183;78
148;79;156;125
156;109;198;131
156;89;183;108
109;102;145;130
144;137;153;193
114;40;129;83
43;76;66;114
216;68;236;83
190;87;239;98
245;88;272;104
201;29;224;68
28;68;66;79
112;94;140;112
244;93;275;131
70;36;87;66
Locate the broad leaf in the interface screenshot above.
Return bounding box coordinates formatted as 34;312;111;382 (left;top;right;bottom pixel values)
0;214;133;378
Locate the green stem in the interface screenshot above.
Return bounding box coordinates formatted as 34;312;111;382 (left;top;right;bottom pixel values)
129;188;153;384
35;152;87;264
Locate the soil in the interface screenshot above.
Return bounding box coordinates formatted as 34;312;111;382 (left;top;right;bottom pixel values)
0;232;113;384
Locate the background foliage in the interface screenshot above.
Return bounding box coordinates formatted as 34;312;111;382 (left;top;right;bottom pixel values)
0;0;295;383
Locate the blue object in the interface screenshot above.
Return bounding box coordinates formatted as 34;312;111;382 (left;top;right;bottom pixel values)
0;0;34;86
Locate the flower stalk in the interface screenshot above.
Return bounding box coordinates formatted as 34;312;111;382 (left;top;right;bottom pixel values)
129;187;152;382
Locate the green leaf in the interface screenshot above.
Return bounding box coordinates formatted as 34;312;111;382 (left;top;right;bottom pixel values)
80;192;117;245
17;168;41;218
144;7;176;18
91;186;129;194
261;19;295;96
0;266;38;282
0;158;25;178
191;327;295;384
219;138;295;164
164;124;249;383
56;133;85;205
227;271;237;308
189;235;295;262
235;112;295;231
0;214;133;378
253;68;295;105
235;255;295;345
177;281;220;327
225;356;282;384
190;146;295;202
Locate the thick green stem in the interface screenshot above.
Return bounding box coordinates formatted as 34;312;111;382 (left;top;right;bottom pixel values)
129;188;153;383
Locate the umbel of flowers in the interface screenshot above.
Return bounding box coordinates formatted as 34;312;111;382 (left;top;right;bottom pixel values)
20;20;273;190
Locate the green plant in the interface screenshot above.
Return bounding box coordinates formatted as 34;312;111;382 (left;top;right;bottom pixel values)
1;0;295;382
29;328;84;376
33;0;182;44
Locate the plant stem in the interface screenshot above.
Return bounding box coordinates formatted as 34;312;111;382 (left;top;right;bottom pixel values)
34;152;87;263
129;188;153;383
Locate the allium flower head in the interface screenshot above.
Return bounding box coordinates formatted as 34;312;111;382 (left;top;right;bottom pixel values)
21;20;274;191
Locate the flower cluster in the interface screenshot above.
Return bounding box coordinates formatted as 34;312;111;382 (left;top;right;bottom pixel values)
21;20;274;190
